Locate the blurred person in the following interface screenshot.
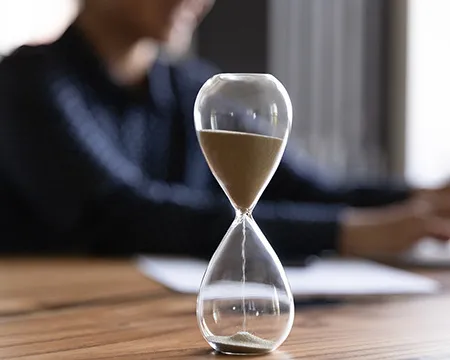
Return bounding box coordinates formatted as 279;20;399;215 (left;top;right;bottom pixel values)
0;0;449;258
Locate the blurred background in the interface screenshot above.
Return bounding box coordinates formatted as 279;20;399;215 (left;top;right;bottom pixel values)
1;0;448;187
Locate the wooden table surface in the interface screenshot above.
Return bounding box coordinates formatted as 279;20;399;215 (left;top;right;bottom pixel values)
1;258;450;360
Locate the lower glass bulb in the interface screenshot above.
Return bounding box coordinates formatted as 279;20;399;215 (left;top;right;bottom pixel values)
196;213;295;355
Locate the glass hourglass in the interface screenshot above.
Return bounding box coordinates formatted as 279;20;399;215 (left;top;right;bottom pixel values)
194;74;294;355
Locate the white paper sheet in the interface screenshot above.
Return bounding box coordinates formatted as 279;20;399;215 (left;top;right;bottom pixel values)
135;256;440;296
402;238;450;267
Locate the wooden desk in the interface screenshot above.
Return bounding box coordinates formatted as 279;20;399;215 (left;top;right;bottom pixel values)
1;259;450;360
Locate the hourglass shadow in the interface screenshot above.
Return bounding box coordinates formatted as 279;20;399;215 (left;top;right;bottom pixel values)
154;348;293;360
189;349;293;359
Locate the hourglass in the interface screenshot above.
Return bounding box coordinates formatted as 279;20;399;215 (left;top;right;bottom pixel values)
194;74;294;355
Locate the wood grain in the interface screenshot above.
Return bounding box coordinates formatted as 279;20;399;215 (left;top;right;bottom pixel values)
0;258;166;316
1;259;450;359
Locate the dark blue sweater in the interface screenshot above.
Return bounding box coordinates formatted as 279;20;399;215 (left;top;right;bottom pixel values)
0;26;409;257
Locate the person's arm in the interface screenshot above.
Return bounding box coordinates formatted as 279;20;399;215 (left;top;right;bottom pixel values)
0;53;341;258
1;53;445;259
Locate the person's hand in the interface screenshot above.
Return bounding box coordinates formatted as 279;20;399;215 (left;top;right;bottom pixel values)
415;181;450;199
413;181;450;239
339;194;450;257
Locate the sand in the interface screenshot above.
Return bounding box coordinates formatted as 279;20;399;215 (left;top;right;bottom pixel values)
198;130;283;211
207;331;276;354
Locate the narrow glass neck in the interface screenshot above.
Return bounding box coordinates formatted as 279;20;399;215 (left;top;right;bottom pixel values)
235;209;253;220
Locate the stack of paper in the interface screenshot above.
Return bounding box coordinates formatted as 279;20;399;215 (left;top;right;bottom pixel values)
136;256;440;297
